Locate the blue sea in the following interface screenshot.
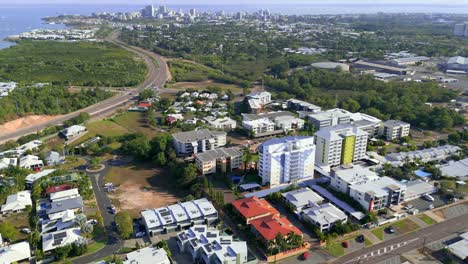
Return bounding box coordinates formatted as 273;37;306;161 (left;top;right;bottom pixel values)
1;3;468;49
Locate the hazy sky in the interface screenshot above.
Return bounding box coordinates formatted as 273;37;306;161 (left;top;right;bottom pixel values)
4;0;468;4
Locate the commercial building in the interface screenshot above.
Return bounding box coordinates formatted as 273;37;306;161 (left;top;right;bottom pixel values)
404;180;437;201
311;62;350;72
379;120;410;141
314;124;368;167
173;129;227;156
353;60;412;75
306;109;351;130
231;196;280;224
141;198;218;236
391;56;429;66
301;202;347;232
250;214;302;246
0;241;31;264
258;136;315;186
287;99;322;113
446;56;468;74
330;165;380;194
281;187;324;211
60;125;87;140
1;190;32;214
349;176;406;212
194;148;243;175
123;246;170;264
19;155;44;170
177;225;248;264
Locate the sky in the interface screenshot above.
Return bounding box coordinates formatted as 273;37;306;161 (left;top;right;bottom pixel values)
2;0;468;5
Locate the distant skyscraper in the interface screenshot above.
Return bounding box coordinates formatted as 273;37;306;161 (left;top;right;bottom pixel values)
158;5;168;14
141;5;155;18
189;8;197;17
454;22;468;37
236;12;243;20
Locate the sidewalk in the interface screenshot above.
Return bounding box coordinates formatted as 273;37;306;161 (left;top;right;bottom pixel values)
425;211;445;223
408;215;429;228
361;229;381;244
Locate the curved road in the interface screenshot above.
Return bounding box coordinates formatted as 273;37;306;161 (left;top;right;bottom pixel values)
0;37;169;144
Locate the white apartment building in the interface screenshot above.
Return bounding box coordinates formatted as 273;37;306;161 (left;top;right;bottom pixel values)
286;99;322;113
195;148;243;175
307;109;351;130
282;187;324;211
177;225;248;264
301;202;347;232
208;117;237;131
173;129;227;156
379;120;410;141
258;136;315;186
274;115;305;132
349;176;406;212
330;165;380;194
314;124;368;167
242;118;275;135
141;198;218;236
247;91;271;106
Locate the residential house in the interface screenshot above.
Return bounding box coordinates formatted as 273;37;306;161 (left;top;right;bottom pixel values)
1;190;32;214
60;125;87;140
25;169;56;187
0;241;31;264
250;215;302;246
42;228;85;252
207;117;237;131
282;187;324;212
231;196;280;224
45;151;65;166
0;157;17;170
19;155;44;170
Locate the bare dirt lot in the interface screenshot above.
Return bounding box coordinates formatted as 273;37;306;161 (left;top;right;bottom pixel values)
0;115;61;134
105;162;183;217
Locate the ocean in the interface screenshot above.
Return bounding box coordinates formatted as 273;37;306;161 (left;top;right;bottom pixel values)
1;3;468;49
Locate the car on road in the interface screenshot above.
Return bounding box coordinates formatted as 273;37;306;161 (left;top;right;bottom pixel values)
109;205;116;214
21;228;31;234
342;241;349;248
423;194;435;202
385;226;395;234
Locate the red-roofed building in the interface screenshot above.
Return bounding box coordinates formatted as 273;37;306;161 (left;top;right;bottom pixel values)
138;102;152;108
45;184;73;194
231;196;280;224
250;215;303;244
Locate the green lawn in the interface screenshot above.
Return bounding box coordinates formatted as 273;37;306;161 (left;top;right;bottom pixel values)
417;214;437;225
72;119;130;146
364;237;373;247
371;226;385;241
86;241;106;255
371;219;421;240
326;241;345;257
0;212;30;241
0;41;147;87
113;112;155;137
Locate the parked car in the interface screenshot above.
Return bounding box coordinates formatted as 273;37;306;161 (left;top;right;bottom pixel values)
21;228;31;234
135;231;146;238
356;235;365;243
87;219;98;225
423;194;435;202
301;252;310;260
428;204;434;210
404;204;413;210
342;241;349;248
385;227;395;234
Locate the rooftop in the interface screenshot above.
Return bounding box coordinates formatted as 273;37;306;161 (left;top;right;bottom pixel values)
258;136;314;153
231;196;279;220
1;190;32;213
448;56;468;65
307;108;351;122
195;147;243;163
302;202;347;226
172;129;226;143
250;215;302;241
242;111;294;121
315;124;368;141
381;119;410;127
0;241;31;264
42;228;83;252
25;169;56;184
439;158;468;178
349;176;406;197
46;196;83;215
123;246;170;264
282;187;324;209
332;165;380;185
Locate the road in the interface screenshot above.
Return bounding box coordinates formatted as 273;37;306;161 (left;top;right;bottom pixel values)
0;36;170;144
332;212;468;264
71;158;122;264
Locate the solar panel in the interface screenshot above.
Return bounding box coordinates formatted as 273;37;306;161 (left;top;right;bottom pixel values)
54;232;67;239
194;227;205;232
204;244;212;253
206;232;217;238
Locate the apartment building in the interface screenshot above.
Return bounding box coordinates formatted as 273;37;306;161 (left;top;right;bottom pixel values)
258;136;315;186
314;124;368;167
242;118;275;136
173;129;227;156
379;120;410;141
286;99;322;113
282;187;324;211
141;198;218;236
231;196;280;224
246;91;271;113
194;148;243;175
330;165;380;194
177;225;248;264
349;176;406;212
306;109;351;130
301;202;347;232
274;115;305;132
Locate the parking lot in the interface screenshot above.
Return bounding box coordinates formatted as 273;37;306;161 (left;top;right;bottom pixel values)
407;194;448;212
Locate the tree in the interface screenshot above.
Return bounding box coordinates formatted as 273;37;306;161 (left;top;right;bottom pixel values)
153;152;167;166
179;163;198;186
0;222;18;241
156;240;172;258
115;211;134;239
54;245;73;260
90;157;101;167
139;89;156;100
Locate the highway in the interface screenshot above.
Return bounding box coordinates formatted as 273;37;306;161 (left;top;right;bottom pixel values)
332;212;468;264
0;36;169;144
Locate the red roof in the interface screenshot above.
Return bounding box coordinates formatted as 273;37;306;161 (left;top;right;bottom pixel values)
138;102;152;107
231;196;279;220
250;215;302;241
45;184;73;194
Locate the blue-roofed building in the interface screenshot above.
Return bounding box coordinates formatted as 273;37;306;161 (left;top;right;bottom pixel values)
414;169;432;180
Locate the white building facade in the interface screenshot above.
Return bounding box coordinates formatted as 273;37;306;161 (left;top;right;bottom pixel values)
173;129;227;156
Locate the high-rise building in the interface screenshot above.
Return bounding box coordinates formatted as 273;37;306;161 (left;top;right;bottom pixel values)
314;124;368;167
258;136;315;186
454;22;468;37
172;129;227;156
378;120;410;141
141;5;155;18
189;8;197;17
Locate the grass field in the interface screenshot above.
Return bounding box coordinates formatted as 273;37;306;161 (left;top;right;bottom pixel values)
371;226;385;240
0;41;147;87
371;219;421;240
167;80;243;93
56;156;87;170
72;119;130;147
417;214;437;226
0;212;30;241
364;237;373;247
112;112;155;137
326;240;345;257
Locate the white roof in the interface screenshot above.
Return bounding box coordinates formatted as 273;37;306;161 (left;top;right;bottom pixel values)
448;56;468;65
315;124;368;141
62;125;87;137
19;155;43;168
50;188;80;202
141;210;161;229
25;169;56;184
282;187;324;209
48;209;76;222
193;198;217;217
0;241;31;264
333;165;380;185
167;204;189;223
349;112;381;124
308;108;351;122
302;203;347;226
0;158;17;170
1;190;32;213
42;228;83;252
242;117;274;127
211;117;236;126
439;158;468;178
350;176;406;197
247;91;271;99
180;200;203;219
447;231;468;260
123;247;170;264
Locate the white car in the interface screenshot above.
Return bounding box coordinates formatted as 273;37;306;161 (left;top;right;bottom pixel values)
21;228;31;234
135;231;146;237
423;194;435;202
